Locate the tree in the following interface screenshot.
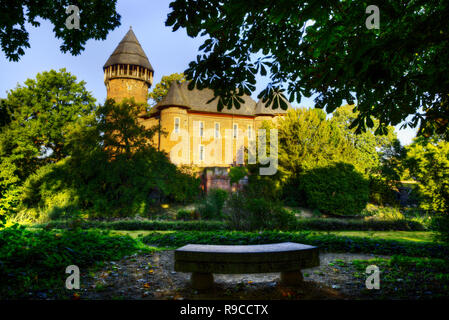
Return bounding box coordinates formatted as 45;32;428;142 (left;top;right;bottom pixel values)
1;1;121;61
0;69;96;193
21;99;200;219
405;136;449;215
277;108;362;179
0;99;11;129
148;73;186;105
331;104;397;174
166;0;449;137
267;108;369;208
405;136;449;242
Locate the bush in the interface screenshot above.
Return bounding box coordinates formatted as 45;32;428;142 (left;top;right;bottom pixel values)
368;175;399;206
34;219;228;231
294;217;425;231
432;216;449;243
299;162;369;216
229;166;247;185
34;216;426;232
176;209;194;221
348;255;449;299
225;193;297;231
197;189;228;220
0;225;145;298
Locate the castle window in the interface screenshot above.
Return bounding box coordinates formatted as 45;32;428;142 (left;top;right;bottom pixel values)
199;121;204;137
214;122;220;138
233;124;238;139
174;117;180;133
199;144;205;162
248;125;253;140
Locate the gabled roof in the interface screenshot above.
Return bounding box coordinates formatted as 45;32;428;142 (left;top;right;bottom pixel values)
151;81;290;116
103;27;154;71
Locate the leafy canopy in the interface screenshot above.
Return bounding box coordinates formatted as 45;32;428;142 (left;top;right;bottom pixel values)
0;69;96;193
1;0;121;61
166;0;449;137
20;99;200;219
405;136;449;215
331;104;397;174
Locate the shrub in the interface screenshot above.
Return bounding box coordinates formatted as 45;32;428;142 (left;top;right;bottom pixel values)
197;189;228;220
225;193;297;231
295;217;425;231
35;216;426;232
299;162;369;216
229;166;247;185
348;255;449;299
432;216;449;243
0;225;145;298
34;219;228;231
368;175;399;206
176;209;194;221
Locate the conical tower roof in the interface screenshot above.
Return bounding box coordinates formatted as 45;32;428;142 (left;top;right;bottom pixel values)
103;27;154;71
155;81;191;109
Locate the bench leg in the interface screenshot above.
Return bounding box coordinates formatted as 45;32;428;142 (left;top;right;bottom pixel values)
280;270;304;286
191;272;214;290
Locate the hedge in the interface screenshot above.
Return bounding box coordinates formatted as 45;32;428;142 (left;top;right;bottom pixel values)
33;219;227;231
34;217;426;232
141;230;448;259
294;218;425;231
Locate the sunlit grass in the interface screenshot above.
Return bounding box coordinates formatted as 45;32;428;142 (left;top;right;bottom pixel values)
318;231;436;243
110;229;437;244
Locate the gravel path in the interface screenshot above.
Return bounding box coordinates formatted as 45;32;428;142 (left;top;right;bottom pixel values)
76;251;388;300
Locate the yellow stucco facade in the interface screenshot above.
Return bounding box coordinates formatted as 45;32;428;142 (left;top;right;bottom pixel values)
140;108;279;167
104;28;287;168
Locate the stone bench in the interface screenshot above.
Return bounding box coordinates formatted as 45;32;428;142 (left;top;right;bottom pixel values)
174;242;319;290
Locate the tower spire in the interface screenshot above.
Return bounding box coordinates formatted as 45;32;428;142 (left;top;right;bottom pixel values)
103;28;154;103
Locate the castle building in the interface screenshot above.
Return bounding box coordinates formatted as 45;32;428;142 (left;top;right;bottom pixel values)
104;28;290;169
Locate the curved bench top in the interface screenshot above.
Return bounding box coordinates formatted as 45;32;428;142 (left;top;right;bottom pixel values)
176;242;316;254
174;242;319;273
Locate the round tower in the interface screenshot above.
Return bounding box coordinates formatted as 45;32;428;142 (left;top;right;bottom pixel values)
103;27;154;104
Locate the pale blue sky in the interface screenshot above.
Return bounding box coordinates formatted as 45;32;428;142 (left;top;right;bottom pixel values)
0;0;417;145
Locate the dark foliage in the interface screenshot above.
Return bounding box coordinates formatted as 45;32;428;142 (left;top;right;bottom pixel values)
166;0;449;137
1;1;121;61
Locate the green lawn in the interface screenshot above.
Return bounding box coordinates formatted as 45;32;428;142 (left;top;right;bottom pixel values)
109;229;436;243
316;231;436;243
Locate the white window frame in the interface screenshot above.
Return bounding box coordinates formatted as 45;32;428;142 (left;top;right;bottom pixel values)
174;117;180;133
214;122;220;139
247;125;253;140
199;144;205;162
233;123;238;139
199;121;204;138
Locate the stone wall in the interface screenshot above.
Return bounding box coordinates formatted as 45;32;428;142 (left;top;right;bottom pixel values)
201;167;248;193
106;78;149;103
